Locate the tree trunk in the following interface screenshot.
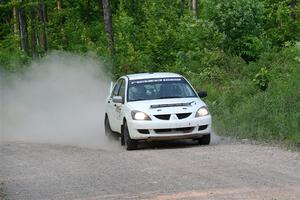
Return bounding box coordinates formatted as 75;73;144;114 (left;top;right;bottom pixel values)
41;1;48;22
191;0;198;16
57;0;62;11
98;0;103;20
57;0;68;48
179;0;185;17
86;0;91;22
17;8;29;55
101;0;114;56
13;7;18;35
38;1;48;53
291;0;297;20
30;9;37;59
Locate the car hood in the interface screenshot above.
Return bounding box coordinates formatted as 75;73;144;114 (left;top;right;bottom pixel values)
126;98;206;115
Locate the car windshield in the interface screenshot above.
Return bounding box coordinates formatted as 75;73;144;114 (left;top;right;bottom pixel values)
127;77;197;102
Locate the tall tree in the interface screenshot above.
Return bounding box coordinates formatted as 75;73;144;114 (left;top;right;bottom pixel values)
57;0;62;11
56;0;68;48
30;8;37;59
101;0;114;56
86;0;92;22
13;7;18;35
17;7;29;55
191;0;198;16
98;0;103;20
38;0;48;53
291;0;297;20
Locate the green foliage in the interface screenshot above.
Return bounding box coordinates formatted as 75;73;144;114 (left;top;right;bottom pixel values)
47;1;107;55
113;1;224;77
0;35;29;72
1;0;300;148
253;67;270;91
113;9;150;76
209;44;300;148
203;0;266;61
262;0;300;46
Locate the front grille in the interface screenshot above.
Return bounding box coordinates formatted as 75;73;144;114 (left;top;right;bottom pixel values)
154;114;171;120
138;129;150;134
154;127;194;134
176;127;194;132
176;113;192;119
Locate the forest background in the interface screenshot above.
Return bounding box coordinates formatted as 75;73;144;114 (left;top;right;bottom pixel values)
1;0;299;148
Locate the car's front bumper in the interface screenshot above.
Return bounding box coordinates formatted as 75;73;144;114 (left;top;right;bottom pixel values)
127;115;211;140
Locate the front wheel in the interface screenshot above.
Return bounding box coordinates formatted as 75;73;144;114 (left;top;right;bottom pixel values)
197;134;211;145
123;122;138;150
104;115;119;140
104;115;113;137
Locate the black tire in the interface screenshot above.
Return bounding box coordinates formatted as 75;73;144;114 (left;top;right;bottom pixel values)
104;115;115;139
105;115;121;141
120;125;125;146
197;134;211;145
123;122;138;150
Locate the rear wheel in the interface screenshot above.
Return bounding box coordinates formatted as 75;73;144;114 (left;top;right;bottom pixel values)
197;134;211;145
123;121;138;150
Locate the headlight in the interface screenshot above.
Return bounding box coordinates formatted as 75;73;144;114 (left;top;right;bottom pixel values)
131;111;151;120
195;106;209;117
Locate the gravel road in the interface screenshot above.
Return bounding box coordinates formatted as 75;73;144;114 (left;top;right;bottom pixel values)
1;137;300;200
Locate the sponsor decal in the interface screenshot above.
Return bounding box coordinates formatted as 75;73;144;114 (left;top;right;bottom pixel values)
130;77;183;85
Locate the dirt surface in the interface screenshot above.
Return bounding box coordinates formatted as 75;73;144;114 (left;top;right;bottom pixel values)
1;137;300;200
0;182;7;200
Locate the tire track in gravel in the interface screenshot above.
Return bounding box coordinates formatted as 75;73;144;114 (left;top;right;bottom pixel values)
0;139;299;200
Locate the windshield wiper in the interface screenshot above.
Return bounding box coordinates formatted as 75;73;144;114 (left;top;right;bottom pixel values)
131;98;147;101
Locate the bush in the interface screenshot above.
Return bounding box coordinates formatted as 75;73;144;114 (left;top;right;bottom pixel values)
209;44;300;148
203;0;266;61
0;35;30;72
253;67;270;91
262;0;300;46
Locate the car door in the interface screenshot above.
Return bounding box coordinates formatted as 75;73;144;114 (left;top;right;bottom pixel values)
106;79;122;132
114;79;126;132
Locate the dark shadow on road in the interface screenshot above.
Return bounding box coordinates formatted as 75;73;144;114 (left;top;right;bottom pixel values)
139;139;201;150
105;132;223;151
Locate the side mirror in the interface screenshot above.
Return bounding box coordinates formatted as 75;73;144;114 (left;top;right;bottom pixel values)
198;91;207;98
112;96;124;104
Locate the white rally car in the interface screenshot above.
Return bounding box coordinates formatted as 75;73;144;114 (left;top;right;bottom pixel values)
104;72;211;150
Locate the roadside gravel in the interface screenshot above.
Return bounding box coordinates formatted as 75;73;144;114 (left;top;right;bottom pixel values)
1;136;299;200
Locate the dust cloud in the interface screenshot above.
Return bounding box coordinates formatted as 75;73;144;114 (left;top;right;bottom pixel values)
0;52;119;149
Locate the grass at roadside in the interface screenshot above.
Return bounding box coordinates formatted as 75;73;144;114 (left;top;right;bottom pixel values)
192;45;300;149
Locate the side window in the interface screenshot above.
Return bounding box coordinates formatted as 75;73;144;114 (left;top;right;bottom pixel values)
118;79;126;99
111;79;122;97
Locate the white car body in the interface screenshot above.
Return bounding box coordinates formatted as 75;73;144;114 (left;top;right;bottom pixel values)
105;72;212;149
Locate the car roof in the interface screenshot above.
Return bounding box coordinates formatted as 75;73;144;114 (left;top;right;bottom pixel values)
125;72;182;80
